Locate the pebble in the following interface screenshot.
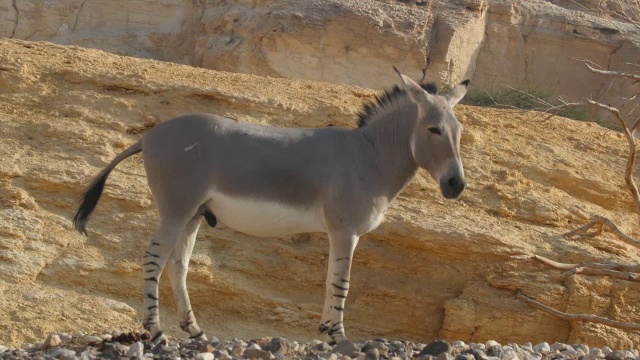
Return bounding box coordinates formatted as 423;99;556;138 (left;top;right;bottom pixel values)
533;342;550;353
127;341;144;358
195;352;214;360
362;341;389;357
365;347;380;360
333;341;360;356
82;335;103;345
591;348;604;357
315;341;333;352
421;340;453;356
3;332;639;360
456;353;475;360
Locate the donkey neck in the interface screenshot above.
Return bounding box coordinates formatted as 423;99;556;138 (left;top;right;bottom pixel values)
356;101;419;200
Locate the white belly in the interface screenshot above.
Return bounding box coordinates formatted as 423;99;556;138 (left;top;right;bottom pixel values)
207;192;326;237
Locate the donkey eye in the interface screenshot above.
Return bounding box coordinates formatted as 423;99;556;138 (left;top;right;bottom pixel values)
428;127;442;135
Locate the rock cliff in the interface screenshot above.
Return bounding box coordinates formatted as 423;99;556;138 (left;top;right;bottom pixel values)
1;0;639;104
1;38;640;349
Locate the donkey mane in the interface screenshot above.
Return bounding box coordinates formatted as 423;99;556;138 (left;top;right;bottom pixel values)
357;82;438;128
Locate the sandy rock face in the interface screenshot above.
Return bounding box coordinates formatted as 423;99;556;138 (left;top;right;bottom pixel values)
2;0;639;102
1;38;640;348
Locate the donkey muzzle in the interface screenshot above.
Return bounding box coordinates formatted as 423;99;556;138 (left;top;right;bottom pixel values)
440;175;466;199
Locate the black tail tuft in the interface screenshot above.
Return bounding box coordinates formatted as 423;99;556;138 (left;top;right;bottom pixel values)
73;169;112;235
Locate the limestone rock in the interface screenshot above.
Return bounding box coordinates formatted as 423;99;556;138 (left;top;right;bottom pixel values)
1;0;638;108
0;38;640;350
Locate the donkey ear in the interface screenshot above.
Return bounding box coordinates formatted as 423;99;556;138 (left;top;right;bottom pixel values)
393;66;428;103
446;79;470;106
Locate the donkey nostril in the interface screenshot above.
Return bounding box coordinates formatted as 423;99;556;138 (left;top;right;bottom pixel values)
448;177;457;187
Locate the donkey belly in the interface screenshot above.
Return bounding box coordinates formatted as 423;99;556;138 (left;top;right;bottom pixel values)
207;192;326;237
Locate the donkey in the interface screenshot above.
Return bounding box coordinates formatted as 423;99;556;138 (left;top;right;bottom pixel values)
73;67;470;345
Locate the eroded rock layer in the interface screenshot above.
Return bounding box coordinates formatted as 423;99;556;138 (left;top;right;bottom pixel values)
0;39;640;348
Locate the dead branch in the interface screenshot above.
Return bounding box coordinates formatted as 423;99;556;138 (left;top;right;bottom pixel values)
540;99;640;220
505;85;554;108
513;254;640;272
512;254;640;281
539;99;585;122
586;62;640;80
587;100;640;222
562;215;640;247
516;291;640;330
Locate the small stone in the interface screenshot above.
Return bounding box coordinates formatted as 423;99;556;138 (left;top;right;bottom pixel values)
101;342;129;357
127;341;144;358
439;354;456;360
575;345;590;354
333;341;360;356
486;341;501;348
590;348;604;357
195;353;215;360
0;346;8;354
487;345;502;358
262;337;292;356
606;350;627;360
501;347;520;360
626;351;637;360
454;341;468;349
201;343;215;353
603;347;613;355
42;334;62;350
80;349;95;360
521;343;532;352
533;343;550;353
50;348;76;359
471;344;486;351
457;354;475;360
362;341;389;357
244;343;273;360
562;348;578;357
57;333;72;342
366;348;380;360
421;340;453;357
315;342;332;352
181;338;194;347
577;350;586;357
82;336;103;345
231;345;244;357
469;348;489;360
551;343;570;352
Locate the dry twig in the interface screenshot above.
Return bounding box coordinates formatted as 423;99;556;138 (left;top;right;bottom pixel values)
513;254;640;281
516;291;640;330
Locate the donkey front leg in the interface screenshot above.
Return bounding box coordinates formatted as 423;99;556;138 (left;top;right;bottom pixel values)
319;230;359;344
142;217;189;344
167;214;207;340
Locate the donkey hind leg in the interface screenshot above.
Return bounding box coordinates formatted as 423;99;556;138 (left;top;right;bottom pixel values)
142;216;192;344
319;231;360;345
167;212;207;340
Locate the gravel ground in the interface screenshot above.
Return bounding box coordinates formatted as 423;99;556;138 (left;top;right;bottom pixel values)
1;331;638;360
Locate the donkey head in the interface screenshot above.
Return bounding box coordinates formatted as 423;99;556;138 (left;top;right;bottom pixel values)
393;67;469;199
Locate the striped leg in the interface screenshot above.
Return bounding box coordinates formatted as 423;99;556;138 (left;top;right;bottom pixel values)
142;217;189;344
167;214;207;340
319;231;359;345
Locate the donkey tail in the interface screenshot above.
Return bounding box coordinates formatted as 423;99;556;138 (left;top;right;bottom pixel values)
73;139;143;235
